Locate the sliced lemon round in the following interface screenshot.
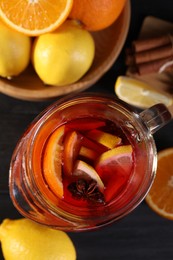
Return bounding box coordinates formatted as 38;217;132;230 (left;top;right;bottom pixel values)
114;76;173;109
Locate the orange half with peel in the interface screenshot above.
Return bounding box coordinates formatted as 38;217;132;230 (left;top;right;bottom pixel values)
0;0;73;36
43;126;65;199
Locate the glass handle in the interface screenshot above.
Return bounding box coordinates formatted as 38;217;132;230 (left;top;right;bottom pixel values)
139;103;172;134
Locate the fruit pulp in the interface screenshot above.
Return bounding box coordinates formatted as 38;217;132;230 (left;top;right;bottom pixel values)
36;116;134;210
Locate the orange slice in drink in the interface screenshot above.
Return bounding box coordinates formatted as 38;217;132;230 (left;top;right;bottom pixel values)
32;118;63;204
43;125;65;199
63;130;82;176
0;0;73;36
145;147;173;220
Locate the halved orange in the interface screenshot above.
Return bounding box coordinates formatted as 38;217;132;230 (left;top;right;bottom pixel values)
146;148;173;220
0;0;73;36
43;125;65;199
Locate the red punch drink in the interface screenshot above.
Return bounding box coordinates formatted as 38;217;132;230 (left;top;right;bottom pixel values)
10;93;167;231
42;116;133;208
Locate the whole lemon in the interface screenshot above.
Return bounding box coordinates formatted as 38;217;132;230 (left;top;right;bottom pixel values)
32;20;95;86
0;21;31;78
0;218;76;260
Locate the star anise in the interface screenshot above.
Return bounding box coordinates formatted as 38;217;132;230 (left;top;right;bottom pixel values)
68;179;105;205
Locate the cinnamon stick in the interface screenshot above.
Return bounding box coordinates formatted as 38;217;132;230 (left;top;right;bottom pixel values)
126;33;173;75
135;43;173;64
132;34;172;52
137;56;173;75
125;43;173;66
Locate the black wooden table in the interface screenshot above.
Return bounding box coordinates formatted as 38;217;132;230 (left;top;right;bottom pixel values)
1;1;173;259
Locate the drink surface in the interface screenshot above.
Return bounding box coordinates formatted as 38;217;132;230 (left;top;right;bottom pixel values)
36;116;134;211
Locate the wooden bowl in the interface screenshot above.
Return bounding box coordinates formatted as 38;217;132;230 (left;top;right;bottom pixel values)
0;0;131;101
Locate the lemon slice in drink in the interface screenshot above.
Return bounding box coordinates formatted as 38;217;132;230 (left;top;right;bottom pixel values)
114;76;173;109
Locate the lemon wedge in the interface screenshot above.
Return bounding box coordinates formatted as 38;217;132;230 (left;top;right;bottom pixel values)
114;76;173;109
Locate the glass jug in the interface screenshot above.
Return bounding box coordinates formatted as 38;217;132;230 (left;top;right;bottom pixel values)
9;93;172;231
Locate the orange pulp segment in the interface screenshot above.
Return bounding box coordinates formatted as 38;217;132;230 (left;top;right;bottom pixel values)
0;0;73;36
145;147;173;220
43;125;65;199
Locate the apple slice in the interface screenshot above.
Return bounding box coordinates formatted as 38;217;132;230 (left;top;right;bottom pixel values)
86;129;122;149
95;145;133;201
79;146;98;161
73;160;105;192
82;136;108;154
63;130;82;176
67;118;105;131
43;125;65;199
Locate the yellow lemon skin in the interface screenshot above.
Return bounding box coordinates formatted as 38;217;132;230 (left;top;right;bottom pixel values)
32;20;95;86
0;218;76;260
0;21;31;78
115;76;173;109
